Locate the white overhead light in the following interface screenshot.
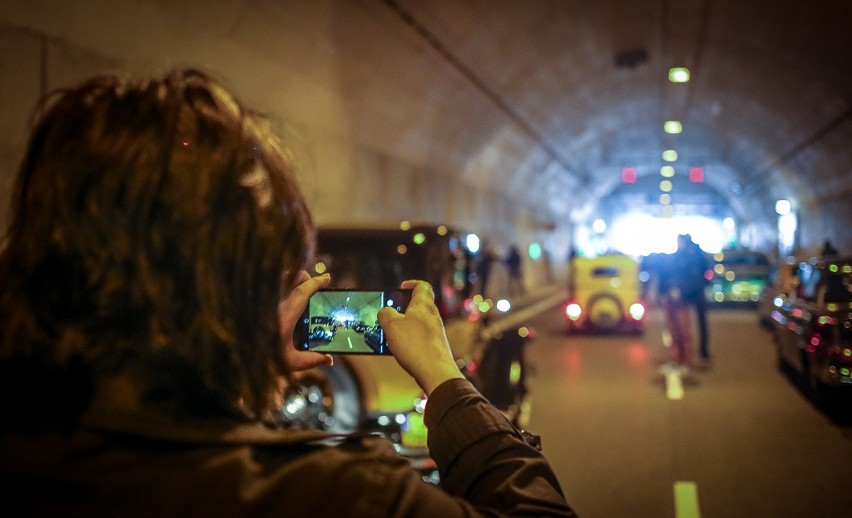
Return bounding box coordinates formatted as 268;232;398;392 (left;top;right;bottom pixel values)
669;67;690;83
664;121;683;134
775;199;792;215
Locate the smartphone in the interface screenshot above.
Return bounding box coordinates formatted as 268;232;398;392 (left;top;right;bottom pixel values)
295;288;412;355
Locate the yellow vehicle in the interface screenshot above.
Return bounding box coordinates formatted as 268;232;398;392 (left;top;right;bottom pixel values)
564;254;646;334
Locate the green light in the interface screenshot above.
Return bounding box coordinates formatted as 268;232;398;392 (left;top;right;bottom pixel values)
664;121;682;134
841;368;850;377
528;242;542;261
412;232;426;245
662;150;678;162
509;361;522;384
661;166;675;177
829;264;838;273
669;67;690;83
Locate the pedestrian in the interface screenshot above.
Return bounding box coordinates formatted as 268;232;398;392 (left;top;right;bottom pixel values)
0;69;574;516
679;235;711;364
821;240;839;256
658;234;710;372
476;245;495;297
506;244;525;297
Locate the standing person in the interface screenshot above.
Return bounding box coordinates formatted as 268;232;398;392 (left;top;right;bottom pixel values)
821;240;839;256
476;245;495;297
0;69;573;516
658;234;709;372
505;244;526;297
678;235;711;364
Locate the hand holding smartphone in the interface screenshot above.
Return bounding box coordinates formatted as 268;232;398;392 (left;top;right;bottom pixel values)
295;289;412;355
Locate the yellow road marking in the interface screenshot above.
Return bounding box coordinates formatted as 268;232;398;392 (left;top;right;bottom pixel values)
674;481;702;518
666;371;684;400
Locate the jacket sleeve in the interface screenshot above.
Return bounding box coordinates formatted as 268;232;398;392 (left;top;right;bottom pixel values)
422;378;576;516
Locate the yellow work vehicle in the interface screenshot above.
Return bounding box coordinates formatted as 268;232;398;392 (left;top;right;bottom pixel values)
564;253;646;334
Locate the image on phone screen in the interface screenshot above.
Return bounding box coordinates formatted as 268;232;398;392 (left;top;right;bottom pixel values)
296;289;411;355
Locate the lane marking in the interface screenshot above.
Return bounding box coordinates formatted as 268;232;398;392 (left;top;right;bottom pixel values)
662;328;672;348
347;336;353;349
666;371;684;400
673;481;702;518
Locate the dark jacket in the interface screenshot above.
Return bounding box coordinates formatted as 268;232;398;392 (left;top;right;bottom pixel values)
0;379;574;517
659;244;708;304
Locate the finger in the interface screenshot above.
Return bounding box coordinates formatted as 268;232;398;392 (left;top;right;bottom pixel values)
377;305;403;330
279;273;331;334
283;349;333;372
401;279;434;303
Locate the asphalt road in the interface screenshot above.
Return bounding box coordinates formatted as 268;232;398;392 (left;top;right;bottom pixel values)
522;304;852;518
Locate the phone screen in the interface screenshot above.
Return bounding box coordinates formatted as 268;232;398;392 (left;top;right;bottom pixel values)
295;289;412;355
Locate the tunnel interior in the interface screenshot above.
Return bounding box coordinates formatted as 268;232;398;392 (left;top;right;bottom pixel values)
1;0;850;291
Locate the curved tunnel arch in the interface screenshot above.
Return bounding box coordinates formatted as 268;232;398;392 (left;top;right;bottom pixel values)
0;0;849;291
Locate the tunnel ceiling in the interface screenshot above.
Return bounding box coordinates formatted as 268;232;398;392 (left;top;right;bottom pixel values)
2;0;851;247
382;0;852;229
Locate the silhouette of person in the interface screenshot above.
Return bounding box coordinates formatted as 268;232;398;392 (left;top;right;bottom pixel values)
505;245;525;297
821;240;839;256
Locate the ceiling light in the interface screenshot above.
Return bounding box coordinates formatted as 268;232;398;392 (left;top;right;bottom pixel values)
662;150;678;162
660;180;673;192
661;166;675;177
775;200;792;215
669;67;690;83
664;121;682;134
660;194;672;205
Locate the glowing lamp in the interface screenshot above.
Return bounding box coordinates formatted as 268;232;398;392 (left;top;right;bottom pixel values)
669;67;690;83
775;200;791;215
688;167;704;183
621;167;637;183
629;303;646;320
664;120;682;134
465;233;481;253
528;242;542;261
565;303;582;320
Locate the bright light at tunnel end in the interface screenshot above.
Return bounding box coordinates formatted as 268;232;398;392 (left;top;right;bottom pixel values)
607;213;730;256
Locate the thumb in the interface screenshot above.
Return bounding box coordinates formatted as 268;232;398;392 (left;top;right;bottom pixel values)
377;306;402;331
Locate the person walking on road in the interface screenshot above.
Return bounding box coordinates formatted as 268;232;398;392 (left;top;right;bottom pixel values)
505;245;525;297
658;234;710;372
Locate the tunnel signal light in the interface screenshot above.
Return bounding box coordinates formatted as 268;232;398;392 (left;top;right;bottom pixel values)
621;167;637;183
688;167;704;183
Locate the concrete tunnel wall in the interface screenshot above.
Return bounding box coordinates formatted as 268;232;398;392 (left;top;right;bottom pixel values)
0;17;567;297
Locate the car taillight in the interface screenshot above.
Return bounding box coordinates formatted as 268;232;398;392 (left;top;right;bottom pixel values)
565;302;582;320
629;302;645;321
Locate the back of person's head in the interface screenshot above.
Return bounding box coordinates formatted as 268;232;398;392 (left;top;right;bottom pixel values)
0;69;314;430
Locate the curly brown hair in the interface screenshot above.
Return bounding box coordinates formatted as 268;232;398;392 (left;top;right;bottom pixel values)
0;69;315;429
